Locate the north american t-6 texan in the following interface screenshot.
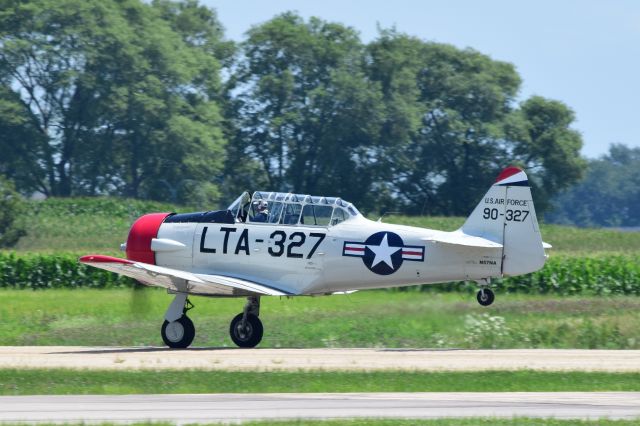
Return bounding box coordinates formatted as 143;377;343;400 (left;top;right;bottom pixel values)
80;166;551;349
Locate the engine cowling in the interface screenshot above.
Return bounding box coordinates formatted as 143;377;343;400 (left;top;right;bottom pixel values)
125;213;171;264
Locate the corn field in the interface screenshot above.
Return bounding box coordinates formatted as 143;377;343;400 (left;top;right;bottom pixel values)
0;252;639;295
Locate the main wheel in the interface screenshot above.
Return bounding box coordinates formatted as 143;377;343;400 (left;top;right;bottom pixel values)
161;315;195;348
477;288;495;306
229;313;263;348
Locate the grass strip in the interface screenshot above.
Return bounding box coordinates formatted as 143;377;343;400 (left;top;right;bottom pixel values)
3;290;640;349
1;369;639;395
196;421;640;426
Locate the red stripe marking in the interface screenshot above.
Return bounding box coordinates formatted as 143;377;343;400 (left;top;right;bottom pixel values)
346;247;365;252
495;166;522;183
79;255;134;264
402;250;423;256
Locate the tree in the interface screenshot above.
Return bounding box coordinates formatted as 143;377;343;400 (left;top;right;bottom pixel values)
0;85;46;193
366;30;585;215
547;144;640;227
0;176;26;247
0;0;229;204
228;13;387;209
507;96;586;213
364;30;427;212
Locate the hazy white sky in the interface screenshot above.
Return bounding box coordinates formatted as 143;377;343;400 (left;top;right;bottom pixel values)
205;0;640;158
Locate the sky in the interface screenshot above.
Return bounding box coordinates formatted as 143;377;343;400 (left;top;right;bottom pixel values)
205;0;640;158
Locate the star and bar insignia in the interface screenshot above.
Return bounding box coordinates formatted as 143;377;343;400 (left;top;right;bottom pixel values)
342;231;425;275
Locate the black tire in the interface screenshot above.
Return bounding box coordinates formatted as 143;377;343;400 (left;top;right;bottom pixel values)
229;313;263;348
476;288;495;306
161;315;195;349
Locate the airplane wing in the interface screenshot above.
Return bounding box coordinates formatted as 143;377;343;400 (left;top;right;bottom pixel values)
422;231;503;248
79;255;293;297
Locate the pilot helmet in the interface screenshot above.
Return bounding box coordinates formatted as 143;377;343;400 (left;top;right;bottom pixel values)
256;200;268;212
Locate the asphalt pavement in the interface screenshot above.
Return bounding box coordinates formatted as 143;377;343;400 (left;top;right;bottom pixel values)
1;393;639;423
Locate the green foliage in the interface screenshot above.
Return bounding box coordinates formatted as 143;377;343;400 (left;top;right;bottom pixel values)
501;255;640;296
393;254;640;296
368;32;518;214
0;87;46;191
189;421;640;426
1;369;640;395
0;0;229;202
0;177;26;247
0;252;132;289
366;30;585;215
1;251;638;295
11;196;640;253
228;13;387;209
27;197;185;219
1;5;587;215
225;19;586;213
383;214;640;254
548;144;640;227
0;289;639;349
508;96;586;213
14;197;196;253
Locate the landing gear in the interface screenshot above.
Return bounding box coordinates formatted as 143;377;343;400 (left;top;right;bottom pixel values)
161;315;195;348
229;296;263;348
161;293;195;349
159;293;265;349
476;288;495;306
475;278;495;307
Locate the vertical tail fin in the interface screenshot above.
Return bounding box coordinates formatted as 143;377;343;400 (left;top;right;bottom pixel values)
461;167;546;276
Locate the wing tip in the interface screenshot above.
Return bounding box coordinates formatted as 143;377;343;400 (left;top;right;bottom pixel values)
79;254;134;264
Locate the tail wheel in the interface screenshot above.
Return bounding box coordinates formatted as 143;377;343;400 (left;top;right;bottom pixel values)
229;313;263;348
161;315;195;348
477;288;495;306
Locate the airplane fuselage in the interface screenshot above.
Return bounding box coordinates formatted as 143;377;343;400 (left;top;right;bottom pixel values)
154;215;502;296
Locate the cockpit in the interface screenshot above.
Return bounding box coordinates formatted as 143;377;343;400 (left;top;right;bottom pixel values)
228;191;361;227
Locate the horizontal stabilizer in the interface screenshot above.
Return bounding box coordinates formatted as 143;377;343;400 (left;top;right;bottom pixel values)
79;254;293;297
422;232;503;248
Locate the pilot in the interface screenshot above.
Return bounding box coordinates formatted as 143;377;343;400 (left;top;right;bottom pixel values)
251;201;269;222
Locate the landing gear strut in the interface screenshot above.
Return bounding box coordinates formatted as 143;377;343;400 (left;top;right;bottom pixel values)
161;293;195;348
229;296;263;348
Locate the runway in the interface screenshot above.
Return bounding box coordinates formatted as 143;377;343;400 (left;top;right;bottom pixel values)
0;347;639;371
1;393;639;423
